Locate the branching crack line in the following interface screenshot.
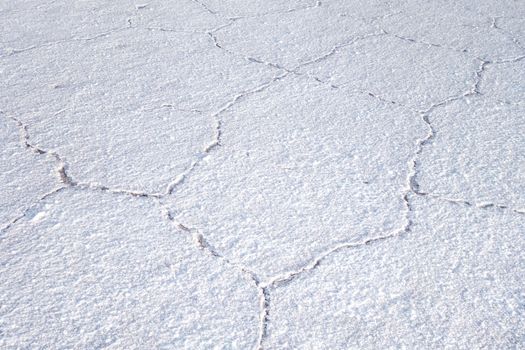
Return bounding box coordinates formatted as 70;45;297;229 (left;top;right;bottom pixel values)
253;196;414;349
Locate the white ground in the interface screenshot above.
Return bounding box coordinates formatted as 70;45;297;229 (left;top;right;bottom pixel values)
1;1;524;349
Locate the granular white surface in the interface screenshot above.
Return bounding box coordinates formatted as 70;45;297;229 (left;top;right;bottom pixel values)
1;1;524;349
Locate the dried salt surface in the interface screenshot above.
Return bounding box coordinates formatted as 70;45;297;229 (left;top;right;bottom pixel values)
265;195;525;349
480;59;525;104
379;2;524;62
130;0;228;31
167;75;426;277
416;98;525;212
1;0;524;348
495;17;525;49
196;0;319;18
0;0;132;56
1;29;277;194
0;0;228;56
212;6;378;69
300;34;479;110
0;190;259;349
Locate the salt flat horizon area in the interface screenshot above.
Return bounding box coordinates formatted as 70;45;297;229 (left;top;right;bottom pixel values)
1;1;524;349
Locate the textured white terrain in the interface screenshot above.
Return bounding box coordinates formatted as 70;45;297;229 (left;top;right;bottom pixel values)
1;0;524;349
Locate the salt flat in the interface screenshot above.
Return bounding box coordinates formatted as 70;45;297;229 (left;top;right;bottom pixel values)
1;1;524;349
